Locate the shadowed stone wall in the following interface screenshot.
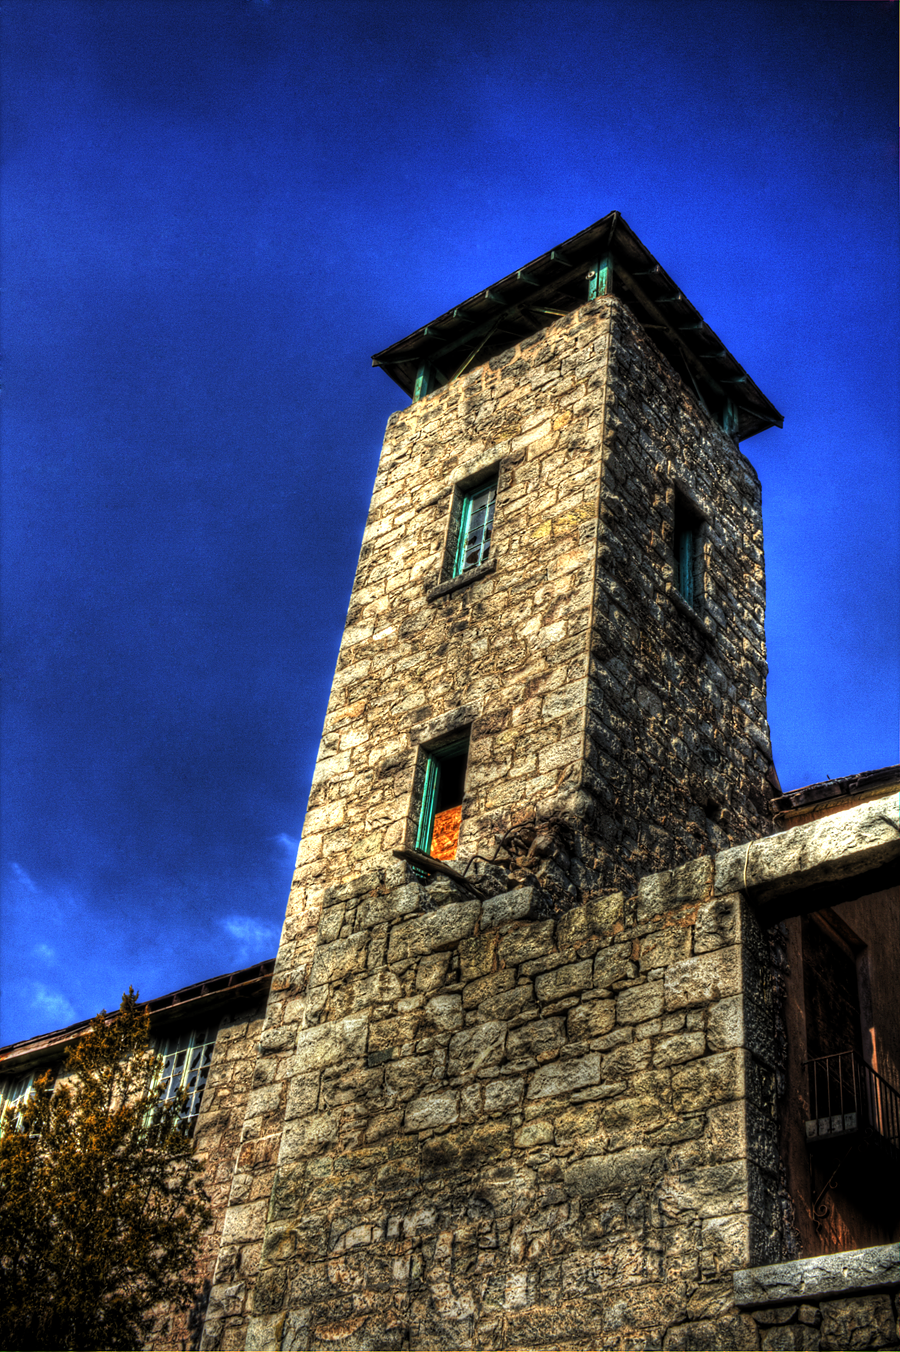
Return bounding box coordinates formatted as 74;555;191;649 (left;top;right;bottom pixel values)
201;855;789;1351
145;1000;270;1352
587;301;775;886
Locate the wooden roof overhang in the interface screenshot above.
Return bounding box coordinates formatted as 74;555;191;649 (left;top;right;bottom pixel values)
0;958;276;1078
371;211;783;442
770;764;900;817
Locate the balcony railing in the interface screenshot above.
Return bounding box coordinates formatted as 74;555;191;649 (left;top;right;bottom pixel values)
804;1050;900;1150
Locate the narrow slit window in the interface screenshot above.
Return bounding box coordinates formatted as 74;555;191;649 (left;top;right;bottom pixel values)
453;481;496;577
415;737;470;861
673;496;702;610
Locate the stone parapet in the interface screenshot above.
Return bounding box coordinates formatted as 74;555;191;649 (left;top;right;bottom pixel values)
732;1246;900;1351
716;794;900;905
734;1243;900;1306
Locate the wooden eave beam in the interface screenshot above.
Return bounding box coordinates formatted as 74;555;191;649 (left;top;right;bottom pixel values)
384;256;597;374
372;216;619;387
614;260;780;434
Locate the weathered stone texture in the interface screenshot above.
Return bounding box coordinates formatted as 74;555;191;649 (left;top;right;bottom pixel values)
734;1244;900;1308
202;851;797;1351
729;1244;900;1352
144;1001;269;1352
283;294;775;960
201;295;787;1347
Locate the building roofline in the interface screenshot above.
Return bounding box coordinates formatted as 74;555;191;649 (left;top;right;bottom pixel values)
770;764;900;816
0;957;276;1073
372;211;783;442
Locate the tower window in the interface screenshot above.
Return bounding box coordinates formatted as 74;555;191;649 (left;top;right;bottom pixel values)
673;495;703;610
449;480;497;578
414;736;470;861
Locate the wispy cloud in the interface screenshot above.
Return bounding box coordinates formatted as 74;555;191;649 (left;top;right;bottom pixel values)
31;983;76;1025
272;833;299;857
221;915;281;956
9;862;39;895
33;944;56;964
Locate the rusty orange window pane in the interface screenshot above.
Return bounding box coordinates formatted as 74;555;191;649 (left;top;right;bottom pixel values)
430;805;462;860
414;737;469;861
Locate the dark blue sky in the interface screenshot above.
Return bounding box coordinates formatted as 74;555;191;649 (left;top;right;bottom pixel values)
2;0;897;1043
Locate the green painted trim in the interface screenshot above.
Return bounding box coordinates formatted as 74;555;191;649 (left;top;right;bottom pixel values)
588;253;614;299
677;528;695;610
413;362;433;402
453;493;474;576
721;399;739;437
415;757;440;852
452;481;497;578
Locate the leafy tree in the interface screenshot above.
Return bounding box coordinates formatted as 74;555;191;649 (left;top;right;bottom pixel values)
0;990;211;1351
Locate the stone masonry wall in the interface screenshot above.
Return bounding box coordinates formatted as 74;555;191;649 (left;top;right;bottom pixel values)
733;1245;900;1351
735;1290;900;1351
281;292;775;959
199;289;784;1348
585;301;775;889
146;1000;269;1352
202;849;791;1351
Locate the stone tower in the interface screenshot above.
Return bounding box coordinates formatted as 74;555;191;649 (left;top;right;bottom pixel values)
285;210;781;936
203;213;788;1350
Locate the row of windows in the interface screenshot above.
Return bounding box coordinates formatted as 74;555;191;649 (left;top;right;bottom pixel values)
1;1025;220;1137
441;474;704;609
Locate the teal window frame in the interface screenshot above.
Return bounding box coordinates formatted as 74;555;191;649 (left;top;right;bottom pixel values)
676;523;696;609
451;480;497;578
673;493;704;612
153;1025;218;1131
720;398;739;439
414;755;441;852
414;737;470;855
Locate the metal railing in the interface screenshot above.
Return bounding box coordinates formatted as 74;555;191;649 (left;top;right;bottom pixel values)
804;1050;900;1149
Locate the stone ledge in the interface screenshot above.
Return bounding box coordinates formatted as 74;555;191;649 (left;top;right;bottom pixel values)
715;794;900;904
425;558;496;601
733;1244;900;1308
666;582;714;637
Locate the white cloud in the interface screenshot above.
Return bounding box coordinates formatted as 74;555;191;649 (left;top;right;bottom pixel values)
33;944;56;964
272;833;299;857
9;862;39;894
221;915;281;953
31;983;76;1025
